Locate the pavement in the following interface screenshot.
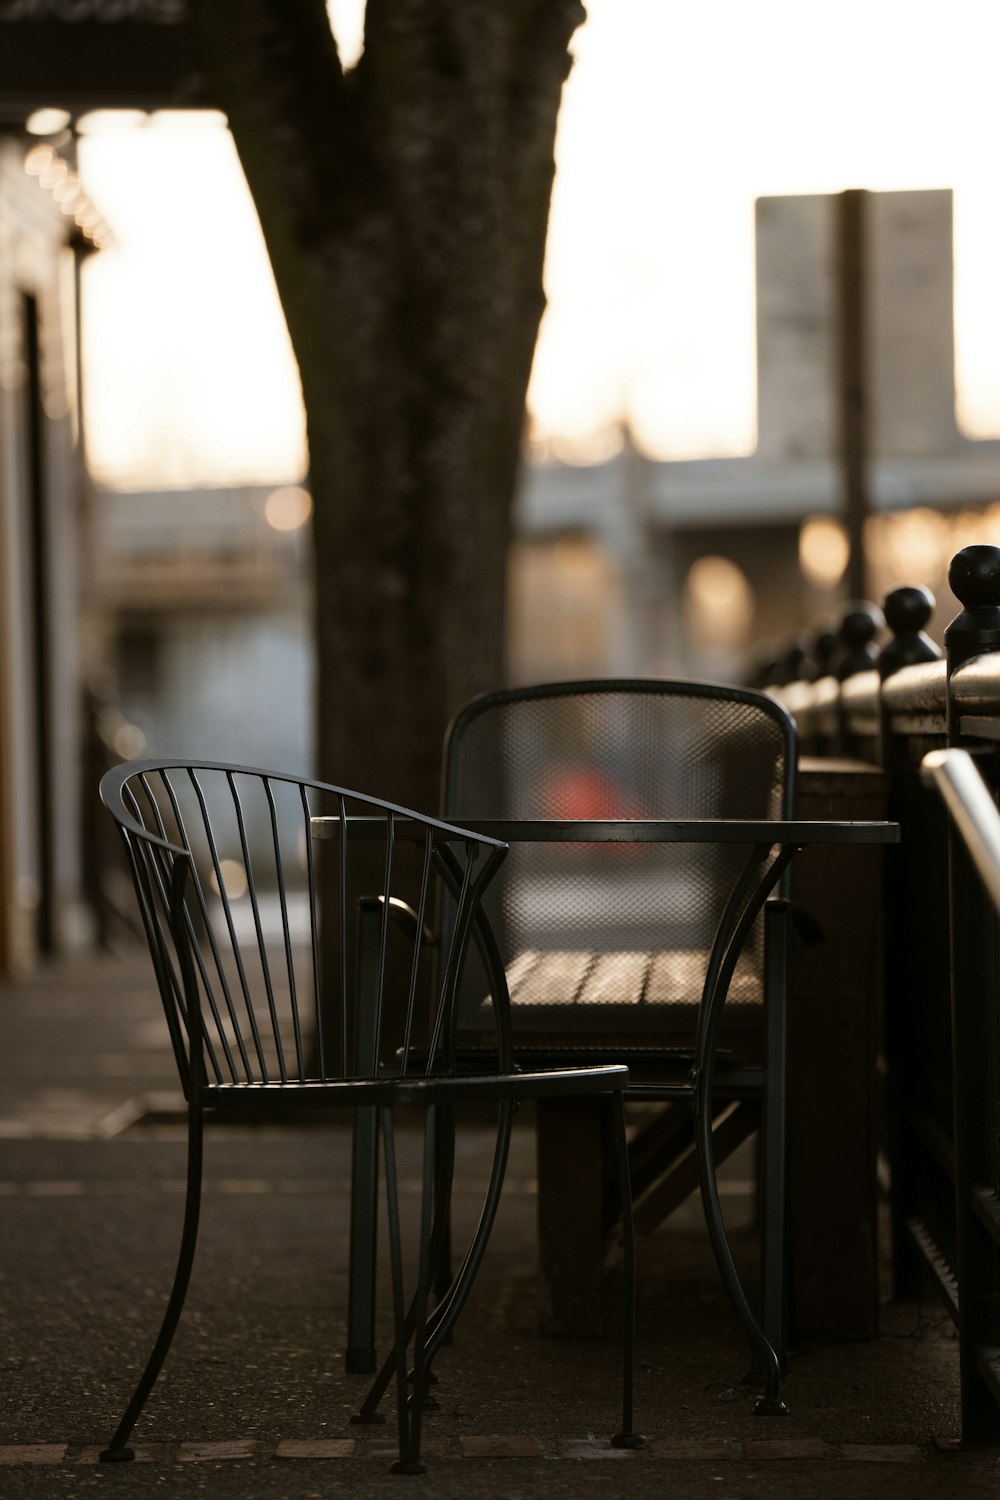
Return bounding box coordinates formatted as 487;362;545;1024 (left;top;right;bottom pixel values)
0;945;996;1498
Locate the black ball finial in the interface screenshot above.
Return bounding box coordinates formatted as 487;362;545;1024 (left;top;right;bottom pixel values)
878;584;941;679
810;628;839;679
948;544;1000;609
945;544;1000;676
835;601;884;680
883;584;934;636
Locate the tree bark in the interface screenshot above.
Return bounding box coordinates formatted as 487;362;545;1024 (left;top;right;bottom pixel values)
195;0;583;813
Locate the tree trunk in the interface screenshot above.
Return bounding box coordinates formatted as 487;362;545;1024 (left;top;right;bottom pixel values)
196;0;582;813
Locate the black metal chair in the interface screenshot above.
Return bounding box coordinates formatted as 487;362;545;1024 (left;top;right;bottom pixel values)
97;759;640;1472
441;679;797;1411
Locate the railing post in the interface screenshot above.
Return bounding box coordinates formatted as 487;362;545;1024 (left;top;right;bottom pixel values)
810;628;839;682
878;583;941;764
879;585;941;682
834;600;882;754
943;544;1000;1443
835;600;883;682
946;545;1000;742
876;585;944;1301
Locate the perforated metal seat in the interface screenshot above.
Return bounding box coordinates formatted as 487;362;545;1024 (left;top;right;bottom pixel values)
97;759;640;1472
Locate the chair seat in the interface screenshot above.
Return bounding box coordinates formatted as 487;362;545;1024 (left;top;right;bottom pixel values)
453;1043;766;1096
202;1063;630;1110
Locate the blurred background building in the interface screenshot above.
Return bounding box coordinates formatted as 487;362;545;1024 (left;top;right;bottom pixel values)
91;187;1000;773
0;134;105;973
2;2;1000;973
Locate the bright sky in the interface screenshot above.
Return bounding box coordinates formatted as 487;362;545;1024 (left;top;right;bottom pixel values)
74;0;1000;490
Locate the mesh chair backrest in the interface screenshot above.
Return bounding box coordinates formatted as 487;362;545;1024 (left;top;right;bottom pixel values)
443;680;796;1038
101;761;507;1092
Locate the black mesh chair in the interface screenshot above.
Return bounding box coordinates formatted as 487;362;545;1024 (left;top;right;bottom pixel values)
97;759;640;1472
442;679;797;1411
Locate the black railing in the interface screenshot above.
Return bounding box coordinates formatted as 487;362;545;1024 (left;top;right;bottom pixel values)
767;543;1000;1444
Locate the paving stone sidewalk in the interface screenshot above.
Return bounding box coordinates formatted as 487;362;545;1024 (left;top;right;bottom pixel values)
0;951;992;1499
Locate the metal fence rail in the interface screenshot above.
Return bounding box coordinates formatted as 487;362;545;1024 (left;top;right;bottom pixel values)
763;543;1000;1444
922;749;1000;916
920;746;1000;1441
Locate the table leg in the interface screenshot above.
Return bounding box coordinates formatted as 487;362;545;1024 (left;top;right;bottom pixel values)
537;1097;608;1336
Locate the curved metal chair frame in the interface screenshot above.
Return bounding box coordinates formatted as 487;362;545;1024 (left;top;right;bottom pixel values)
441;678;799;1411
97;759;641;1472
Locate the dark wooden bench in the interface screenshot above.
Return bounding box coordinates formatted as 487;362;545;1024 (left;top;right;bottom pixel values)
526;757;889;1340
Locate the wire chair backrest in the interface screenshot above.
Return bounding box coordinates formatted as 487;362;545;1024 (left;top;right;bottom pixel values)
101;760;508;1093
442;679;796;1039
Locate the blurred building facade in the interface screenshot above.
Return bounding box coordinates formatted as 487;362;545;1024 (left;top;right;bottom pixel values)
0;134;91;974
0;0;221;974
515;188;1000;685
92;188;1000;816
7;180;1000;974
96;484;313;774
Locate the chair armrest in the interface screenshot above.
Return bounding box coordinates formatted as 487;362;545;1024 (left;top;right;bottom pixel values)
358;894;437;946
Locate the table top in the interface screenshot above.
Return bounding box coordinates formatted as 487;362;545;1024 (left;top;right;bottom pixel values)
310;815;899;846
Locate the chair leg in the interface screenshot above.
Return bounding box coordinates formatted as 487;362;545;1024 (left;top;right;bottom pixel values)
399;1107;439;1464
420;1099;513;1367
609;1094;644;1449
431;1103;455;1306
100;1104;205;1461
376;1105;435;1475
759;899;789;1373
355;1100;512;1427
346;1105;380;1373
755;1090;788;1383
694;1095;786;1415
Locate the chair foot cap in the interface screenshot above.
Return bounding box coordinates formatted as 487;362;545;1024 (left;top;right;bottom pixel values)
390;1458;428;1475
407;1391;439;1411
99;1447;135;1463
753;1395;788;1417
351;1411;387;1426
611;1432;646;1449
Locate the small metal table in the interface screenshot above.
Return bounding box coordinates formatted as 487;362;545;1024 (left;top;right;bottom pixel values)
312;813;899;1360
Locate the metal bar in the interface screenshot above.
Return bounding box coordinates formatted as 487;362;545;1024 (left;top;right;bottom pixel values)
311;816;898;846
186;769;255;1082
951;653;1000;711
145;772;228;1085
974;1187;1000;1251
226;771;276;1084
760;896;790;1364
881;659;948;716
345;898;385;1374
924;745;1000;1441
836;186;871;604
346;1090;379;1374
266;778;303;1082
921;750;1000;915
400;828;433;1077
299;785;325;1079
371;813;394;1073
